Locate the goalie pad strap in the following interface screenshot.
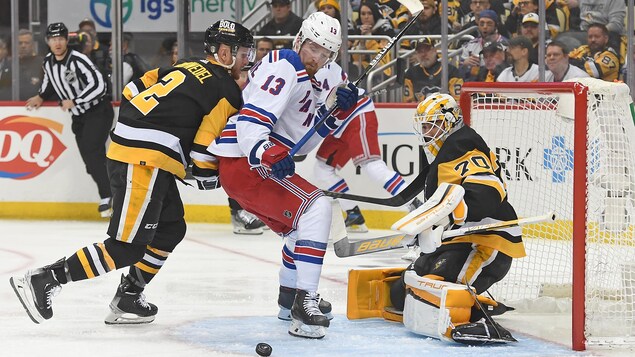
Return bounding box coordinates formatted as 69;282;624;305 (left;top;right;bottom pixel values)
391;183;466;236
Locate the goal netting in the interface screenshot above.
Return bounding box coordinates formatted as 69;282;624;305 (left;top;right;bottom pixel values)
460;78;635;350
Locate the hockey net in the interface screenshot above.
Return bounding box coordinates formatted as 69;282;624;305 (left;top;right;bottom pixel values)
460;78;635;350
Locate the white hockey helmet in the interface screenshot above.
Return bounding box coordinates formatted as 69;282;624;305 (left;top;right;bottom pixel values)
413;93;462;147
293;12;341;64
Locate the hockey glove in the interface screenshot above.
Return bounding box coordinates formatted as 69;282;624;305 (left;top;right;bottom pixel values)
315;104;344;137
261;143;295;179
192;166;221;190
335;82;359;111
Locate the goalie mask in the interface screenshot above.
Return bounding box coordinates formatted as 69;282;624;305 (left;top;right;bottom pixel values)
413;93;462;148
205;20;255;68
293;12;341;65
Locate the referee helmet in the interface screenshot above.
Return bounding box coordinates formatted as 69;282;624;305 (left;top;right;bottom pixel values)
46;22;69;40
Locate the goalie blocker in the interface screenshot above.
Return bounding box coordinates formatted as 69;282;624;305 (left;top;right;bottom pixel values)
347;268;515;345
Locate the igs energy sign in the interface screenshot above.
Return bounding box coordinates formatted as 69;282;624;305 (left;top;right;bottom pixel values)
0;116;66;180
47;0;265;32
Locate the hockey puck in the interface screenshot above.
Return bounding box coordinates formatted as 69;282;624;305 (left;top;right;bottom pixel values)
255;342;272;357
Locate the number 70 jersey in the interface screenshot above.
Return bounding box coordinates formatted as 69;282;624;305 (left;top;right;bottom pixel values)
209;49;326;161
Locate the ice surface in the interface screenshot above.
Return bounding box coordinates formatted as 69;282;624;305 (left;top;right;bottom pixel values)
0;220;629;356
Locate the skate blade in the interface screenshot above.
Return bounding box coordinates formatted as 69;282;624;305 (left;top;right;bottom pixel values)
100;208;113;218
288;318;327;339
233;228;264;235
278;308;334;321
104;311;155;325
105;306;155;325
345;224;368;233
9;277;44;324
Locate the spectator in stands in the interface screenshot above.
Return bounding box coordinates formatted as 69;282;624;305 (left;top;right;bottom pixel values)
445;0;466;33
258;0;303;50
505;0;559;38
569;23;620;82
461;0;494;31
115;33;150;84
575;0;625;49
351;1;396;85
77;31;94;56
519;12;546;65
376;0;410;31
545;41;589;82
497;36;540;82
0;37;11;100
17;29;44;99
460;10;506;78
151;37;177;68
464;40;509;82
255;37;274;63
404;0;445;40
78;18;108;73
403;38;463;103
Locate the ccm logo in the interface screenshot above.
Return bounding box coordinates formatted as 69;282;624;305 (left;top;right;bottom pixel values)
145;223;158;229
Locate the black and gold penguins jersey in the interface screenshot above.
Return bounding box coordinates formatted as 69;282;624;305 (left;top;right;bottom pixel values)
424;125;525;259
403;62;463;103
107;57;242;178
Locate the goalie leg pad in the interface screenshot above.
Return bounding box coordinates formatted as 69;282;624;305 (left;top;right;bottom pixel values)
451;318;517;345
403;272;475;341
391;183;466;236
346;267;405;322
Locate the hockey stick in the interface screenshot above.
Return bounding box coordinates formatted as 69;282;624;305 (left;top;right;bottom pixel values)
322;166;428;207
289;0;424;156
333;212;556;257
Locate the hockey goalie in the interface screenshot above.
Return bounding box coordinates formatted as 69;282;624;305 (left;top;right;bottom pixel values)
346;93;524;345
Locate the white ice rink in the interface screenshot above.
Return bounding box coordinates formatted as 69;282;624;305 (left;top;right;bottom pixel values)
1;220;632;357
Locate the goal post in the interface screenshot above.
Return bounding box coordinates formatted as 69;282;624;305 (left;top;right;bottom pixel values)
459;78;635;351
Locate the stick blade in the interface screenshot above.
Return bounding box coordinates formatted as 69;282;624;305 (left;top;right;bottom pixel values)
333;233;412;257
397;0;424;14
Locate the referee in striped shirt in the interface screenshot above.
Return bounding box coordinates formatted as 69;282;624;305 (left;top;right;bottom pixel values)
26;22;114;217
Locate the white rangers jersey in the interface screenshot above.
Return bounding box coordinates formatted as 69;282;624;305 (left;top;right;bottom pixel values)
496;63;540;82
209;49;326;164
313;62;375;139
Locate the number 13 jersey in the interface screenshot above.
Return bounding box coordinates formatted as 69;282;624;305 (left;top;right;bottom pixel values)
209;49;325;164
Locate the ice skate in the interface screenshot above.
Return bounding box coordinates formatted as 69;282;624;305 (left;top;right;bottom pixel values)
9;258;64;324
105;274;158;325
98;197;113;218
231;209;265;235
401;243;421;262
344;206;368;233
277;285;333;321
288;289;330;339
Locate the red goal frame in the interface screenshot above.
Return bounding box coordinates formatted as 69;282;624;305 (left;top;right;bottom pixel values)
460;82;589;351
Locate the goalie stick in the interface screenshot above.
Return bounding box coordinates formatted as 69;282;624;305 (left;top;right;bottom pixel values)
289;0;424;156
333;211;556;257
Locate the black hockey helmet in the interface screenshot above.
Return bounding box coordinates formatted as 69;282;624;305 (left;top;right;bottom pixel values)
204;19;255;62
46;22;69;39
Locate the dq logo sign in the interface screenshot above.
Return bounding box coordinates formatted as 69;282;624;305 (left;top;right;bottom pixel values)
0;116;67;180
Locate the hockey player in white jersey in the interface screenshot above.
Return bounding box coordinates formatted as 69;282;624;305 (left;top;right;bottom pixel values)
209;12;358;339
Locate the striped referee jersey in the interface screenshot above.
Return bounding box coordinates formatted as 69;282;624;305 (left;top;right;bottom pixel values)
39;49;107;116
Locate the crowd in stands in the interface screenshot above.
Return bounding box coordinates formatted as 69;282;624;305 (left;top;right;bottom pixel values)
1;0;634;102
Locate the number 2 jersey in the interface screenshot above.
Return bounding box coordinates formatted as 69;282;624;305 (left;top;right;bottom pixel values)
425;125;526;259
107;57;242;178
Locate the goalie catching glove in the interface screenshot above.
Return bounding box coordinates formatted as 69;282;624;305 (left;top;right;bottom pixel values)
392;183;468;253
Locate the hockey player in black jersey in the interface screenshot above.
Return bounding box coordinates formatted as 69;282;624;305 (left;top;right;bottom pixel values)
9;20;255;325
347;93;520;345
